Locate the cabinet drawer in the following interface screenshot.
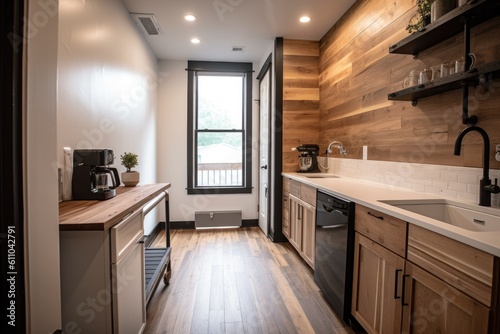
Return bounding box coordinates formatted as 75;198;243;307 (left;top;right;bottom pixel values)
289;179;301;198
355;204;407;257
408;224;494;307
283;177;290;192
111;209;143;264
300;183;316;206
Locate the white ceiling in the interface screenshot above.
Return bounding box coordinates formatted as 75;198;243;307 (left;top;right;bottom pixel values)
121;0;357;62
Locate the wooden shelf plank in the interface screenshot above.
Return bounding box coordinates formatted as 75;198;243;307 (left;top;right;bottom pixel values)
388;61;500;102
389;0;500;55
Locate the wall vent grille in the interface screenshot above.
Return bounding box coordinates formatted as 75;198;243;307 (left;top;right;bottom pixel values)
231;46;245;52
130;13;162;36
195;210;242;228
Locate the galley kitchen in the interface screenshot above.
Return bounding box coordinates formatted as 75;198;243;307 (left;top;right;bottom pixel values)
3;0;500;333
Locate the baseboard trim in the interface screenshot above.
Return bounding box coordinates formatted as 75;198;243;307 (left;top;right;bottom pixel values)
144;222;165;247
171;219;258;230
171;221;195;229
242;219;258;227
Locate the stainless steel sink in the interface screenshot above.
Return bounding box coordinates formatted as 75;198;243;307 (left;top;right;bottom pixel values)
303;174;340;179
379;199;500;232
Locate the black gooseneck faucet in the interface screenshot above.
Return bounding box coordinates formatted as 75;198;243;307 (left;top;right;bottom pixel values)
454;125;500;206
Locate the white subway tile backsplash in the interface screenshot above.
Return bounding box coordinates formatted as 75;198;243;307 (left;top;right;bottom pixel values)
433;180;449;189
440;172;458;182
458;173;479;184
448;181;467;192
424;185;440;195
425;170;441;179
440;189;457;198
326;158;500;208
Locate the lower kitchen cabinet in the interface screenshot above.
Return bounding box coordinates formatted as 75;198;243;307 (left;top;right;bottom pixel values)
351;204;497;334
351;232;404;334
289;193;315;267
60;208;146;334
282;192;291;239
401;261;490;334
283;177;316;268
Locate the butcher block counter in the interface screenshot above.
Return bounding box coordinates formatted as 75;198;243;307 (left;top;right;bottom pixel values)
59;183;171;231
59;183;171;333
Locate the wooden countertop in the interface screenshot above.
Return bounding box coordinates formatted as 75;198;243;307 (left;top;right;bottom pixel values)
59;183;171;231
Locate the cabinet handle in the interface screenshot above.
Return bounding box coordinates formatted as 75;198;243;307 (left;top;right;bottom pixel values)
367;211;384;220
401;274;410;306
394;269;402;299
298;205;303;220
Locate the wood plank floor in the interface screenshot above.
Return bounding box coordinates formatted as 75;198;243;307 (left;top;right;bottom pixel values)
145;227;355;334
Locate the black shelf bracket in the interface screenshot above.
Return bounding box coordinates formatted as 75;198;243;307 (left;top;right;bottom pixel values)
461;17;478;125
387;0;500;118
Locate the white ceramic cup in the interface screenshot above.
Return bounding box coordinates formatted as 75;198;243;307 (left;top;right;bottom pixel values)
419;67;435;84
455;53;476;73
440;62;453;77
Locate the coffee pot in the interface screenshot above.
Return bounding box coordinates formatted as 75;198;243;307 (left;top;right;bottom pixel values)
72;149;121;200
92;167;120;191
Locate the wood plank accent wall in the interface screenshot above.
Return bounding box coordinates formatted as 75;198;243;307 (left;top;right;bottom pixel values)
318;0;500;169
282;40;320;172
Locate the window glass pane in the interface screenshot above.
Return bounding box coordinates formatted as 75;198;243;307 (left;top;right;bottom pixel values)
197;75;243;130
196;132;243;187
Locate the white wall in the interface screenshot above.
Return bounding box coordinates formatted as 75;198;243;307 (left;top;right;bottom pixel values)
57;0;159;233
157;60;259;222
25;0;61;331
24;0;159;331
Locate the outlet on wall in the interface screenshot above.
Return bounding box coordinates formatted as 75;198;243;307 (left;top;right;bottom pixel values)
363;145;368;160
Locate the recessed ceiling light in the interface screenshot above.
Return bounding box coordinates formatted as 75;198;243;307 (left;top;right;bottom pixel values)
191;38;200;44
300;16;311;23
184;14;196;22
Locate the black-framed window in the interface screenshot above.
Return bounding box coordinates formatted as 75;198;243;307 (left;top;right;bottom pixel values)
187;61;253;194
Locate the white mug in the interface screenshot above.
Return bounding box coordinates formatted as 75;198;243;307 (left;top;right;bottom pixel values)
455;53;476;73
419;67;435;84
440;62;453;77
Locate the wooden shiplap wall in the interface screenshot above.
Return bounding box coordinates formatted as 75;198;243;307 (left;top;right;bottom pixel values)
282;40;320;172
318;0;500;169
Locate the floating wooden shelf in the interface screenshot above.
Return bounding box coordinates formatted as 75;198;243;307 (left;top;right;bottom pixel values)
388;61;500;104
389;0;500;56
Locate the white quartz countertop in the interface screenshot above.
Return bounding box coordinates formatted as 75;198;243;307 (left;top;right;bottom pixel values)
283;172;500;257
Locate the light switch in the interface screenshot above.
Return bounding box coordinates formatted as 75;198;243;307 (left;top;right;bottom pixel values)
363;146;368;160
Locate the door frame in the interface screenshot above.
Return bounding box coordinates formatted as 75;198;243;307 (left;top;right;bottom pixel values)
1;0;26;332
256;54;272;237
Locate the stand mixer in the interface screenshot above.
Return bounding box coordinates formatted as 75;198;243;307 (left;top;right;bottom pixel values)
292;144;321;173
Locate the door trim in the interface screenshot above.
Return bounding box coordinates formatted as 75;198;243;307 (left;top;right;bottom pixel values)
257;53;272;237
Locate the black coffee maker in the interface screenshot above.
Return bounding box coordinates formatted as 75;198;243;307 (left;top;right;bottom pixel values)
72;149;121;200
294;144;321;173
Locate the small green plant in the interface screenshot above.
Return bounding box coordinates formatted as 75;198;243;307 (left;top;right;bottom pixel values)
406;0;432;34
120;152;138;172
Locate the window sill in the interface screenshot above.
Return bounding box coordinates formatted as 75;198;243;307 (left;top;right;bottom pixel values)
187;187;253;195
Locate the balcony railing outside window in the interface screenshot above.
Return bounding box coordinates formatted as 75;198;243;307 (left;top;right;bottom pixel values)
197;163;242;187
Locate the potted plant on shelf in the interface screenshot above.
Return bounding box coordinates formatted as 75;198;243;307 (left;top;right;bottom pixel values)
406;0;432;34
120;152;140;187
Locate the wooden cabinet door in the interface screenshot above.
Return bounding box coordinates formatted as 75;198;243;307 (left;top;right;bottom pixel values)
288;194;302;250
112;239;146;334
300;201;316;268
351;233;405;334
282;192;290;238
401;262;490;334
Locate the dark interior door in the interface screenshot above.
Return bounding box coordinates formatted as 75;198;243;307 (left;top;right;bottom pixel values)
1;0;26;333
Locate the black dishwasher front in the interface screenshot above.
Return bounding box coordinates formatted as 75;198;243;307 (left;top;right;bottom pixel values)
314;190;355;323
